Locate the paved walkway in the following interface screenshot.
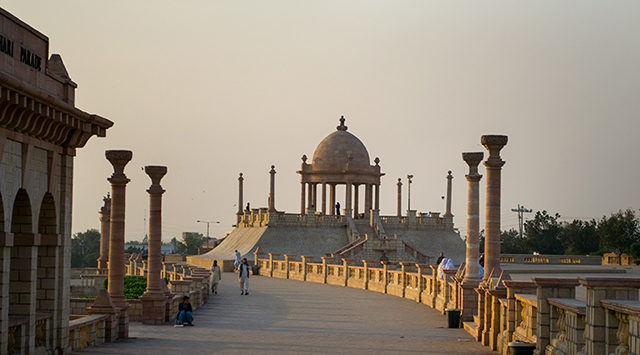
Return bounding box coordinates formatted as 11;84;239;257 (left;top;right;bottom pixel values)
80;275;493;354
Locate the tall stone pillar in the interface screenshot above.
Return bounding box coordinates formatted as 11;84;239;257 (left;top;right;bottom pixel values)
364;184;372;217
374;184;380;211
345;183;352;215
307;183;313;210
353;184;359;219
237;173;244;215
300;181;306;215
97;194;111;271
105;150;132;338
141;166;167;325
481;135;508;281
269;165;276;212
396;178;402;217
462;153;483;282
329;184;336;215
321;183;327;215
443;170;454;218
311;183;317;211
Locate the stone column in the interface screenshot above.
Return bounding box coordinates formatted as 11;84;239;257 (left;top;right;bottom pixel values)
141;166;167;325
374;184;380;211
97;194;111;271
345;183;352;215
300;181;306;215
321;183;327;215
462;153;483;282
237;173;244;215
311;184;317;211
353;184;359;219
443;170;454;218
364;184;372;218
481;135;508;281
329;184;336;215
396;178;402;217
307;183;313;210
269;165;276;212
106;150;132;338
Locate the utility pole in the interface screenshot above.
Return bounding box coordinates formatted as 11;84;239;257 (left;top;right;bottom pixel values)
511;204;533;239
197;220;220;239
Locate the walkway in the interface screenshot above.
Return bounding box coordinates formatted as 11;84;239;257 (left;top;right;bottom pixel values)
79;275;493;354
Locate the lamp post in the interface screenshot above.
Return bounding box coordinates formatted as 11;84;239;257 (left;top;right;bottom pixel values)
407;175;414;211
196;220;220;239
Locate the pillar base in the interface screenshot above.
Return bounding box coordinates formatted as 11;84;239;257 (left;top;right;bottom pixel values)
140;291;168;325
460;280;480;321
86;289;121;342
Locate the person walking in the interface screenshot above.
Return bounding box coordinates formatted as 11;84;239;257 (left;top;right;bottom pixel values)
211;260;221;294
238;258;252;295
234;250;242;268
335;202;341;216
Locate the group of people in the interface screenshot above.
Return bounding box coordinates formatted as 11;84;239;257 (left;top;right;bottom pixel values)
435;252;484;280
175;250;252;327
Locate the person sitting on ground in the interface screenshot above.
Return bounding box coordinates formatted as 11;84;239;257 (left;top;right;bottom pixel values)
177;296;194;326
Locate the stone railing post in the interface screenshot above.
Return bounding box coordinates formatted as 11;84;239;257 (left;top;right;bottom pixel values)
342;258;349;286
321;257;329;284
399;262;407;298
416;264;427;303
382;261;388;294
362;260;369;290
268;253;275;277
503;281;537;347
532;278;580;355
301;256;308;281
579;277;640;354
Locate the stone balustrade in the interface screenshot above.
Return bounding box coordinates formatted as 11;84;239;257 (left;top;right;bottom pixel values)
68;314;109;352
255;252;640;355
500;254;602;265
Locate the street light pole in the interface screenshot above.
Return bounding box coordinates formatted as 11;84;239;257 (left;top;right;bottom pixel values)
407;175;413;211
196;220;220;239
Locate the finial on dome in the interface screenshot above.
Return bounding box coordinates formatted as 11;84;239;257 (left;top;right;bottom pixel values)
374;157;380;166
301;154;307;163
337;115;348;131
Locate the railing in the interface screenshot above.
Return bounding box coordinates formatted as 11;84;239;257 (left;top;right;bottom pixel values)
499;254;602;265
254;252;640;355
68;314;110;351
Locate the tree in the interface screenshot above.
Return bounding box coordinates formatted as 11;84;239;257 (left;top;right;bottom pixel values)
524;211;565;254
176;233;207;255
501;229;529;254
598;209;640;255
71;229;101;268
562;219;599;255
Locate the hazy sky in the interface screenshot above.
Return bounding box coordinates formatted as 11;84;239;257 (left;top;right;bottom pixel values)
4;1;639;241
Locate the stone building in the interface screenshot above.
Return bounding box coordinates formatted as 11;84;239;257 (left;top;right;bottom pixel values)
0;8;112;354
189;117;464;270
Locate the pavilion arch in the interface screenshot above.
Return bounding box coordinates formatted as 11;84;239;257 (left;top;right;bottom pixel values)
11;188;33;234
38;193;57;235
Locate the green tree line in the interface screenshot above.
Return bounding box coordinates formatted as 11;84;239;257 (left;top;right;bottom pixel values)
479;209;640;257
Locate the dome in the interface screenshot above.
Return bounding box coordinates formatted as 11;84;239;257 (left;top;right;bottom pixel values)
311;117;371;173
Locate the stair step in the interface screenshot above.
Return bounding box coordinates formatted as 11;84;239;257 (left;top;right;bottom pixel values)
462;321;478;337
473;315;480;324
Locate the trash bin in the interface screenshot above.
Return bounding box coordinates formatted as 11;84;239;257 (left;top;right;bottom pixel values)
508;341;535;355
445;308;461;328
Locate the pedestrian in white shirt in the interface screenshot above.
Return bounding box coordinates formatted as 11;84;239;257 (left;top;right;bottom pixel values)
210;260;221;294
238;258;252;295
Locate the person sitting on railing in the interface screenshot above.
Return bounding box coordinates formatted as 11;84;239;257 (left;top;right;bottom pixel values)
176;296;194;327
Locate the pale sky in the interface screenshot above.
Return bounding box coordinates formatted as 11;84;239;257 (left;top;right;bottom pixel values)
4;1;639;241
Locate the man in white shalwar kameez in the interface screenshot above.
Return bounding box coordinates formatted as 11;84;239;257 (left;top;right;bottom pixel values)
234;250;242;268
238;258;252;295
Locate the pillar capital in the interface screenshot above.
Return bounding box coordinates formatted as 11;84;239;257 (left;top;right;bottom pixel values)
481;135;507;168
99;194;111;219
462;152;484;182
396;178;402;187
144;166;167;194
105;150;132;183
238;172;244;181
269;165;276;175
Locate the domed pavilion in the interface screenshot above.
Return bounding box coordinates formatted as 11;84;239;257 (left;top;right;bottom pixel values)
298;116;384;219
189;116;465;271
